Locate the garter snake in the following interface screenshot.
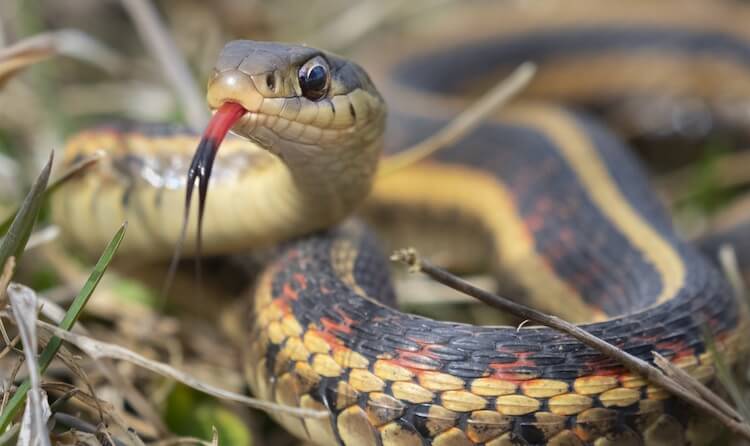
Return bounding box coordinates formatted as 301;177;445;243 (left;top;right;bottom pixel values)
51;2;750;445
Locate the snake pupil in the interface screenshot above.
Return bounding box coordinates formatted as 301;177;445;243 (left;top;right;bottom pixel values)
299;64;328;100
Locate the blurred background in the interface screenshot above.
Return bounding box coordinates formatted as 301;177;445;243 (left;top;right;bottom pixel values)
1;0;750;444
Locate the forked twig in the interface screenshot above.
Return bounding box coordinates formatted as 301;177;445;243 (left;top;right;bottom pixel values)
653;351;742;421
392;248;750;441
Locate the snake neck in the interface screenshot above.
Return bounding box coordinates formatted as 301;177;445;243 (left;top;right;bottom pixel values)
277;135;384;230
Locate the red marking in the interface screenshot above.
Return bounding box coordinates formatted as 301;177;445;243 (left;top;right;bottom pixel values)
654;339;694;361
320;317;352;335
309;327;344;349
273;299;290;315
587;367;622;377
544;244;565;261
390;352;439;371
559;228;574;244
488;352;537;382
282;283;299;300
536;197;552;213
293;273;308;289
204;102;246;144
573;273;591;288
319;308;355;338
525;214;544;232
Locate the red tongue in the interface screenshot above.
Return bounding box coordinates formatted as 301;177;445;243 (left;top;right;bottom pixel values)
187;101;247;235
203;101;247;144
167;102;247;292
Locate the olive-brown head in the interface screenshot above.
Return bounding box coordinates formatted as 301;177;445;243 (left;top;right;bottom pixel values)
206;40;385;157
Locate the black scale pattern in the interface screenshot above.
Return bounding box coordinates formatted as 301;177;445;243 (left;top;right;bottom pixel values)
254;76;742;446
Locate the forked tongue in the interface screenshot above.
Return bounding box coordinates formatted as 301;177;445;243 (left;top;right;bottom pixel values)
164;102;247;296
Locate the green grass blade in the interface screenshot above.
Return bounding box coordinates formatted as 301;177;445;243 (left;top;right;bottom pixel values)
0;222;127;432
0;152;99;236
0;153;52;265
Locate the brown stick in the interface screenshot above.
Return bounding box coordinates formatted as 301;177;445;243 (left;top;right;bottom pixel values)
653;351;742;421
392;248;750;441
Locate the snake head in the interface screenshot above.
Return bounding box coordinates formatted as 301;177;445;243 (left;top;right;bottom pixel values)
181;41;386;271
205;40;385;158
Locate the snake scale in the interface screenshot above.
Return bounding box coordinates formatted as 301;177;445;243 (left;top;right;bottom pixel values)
51;2;750;445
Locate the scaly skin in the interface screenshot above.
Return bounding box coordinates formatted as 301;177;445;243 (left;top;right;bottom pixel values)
52;4;750;443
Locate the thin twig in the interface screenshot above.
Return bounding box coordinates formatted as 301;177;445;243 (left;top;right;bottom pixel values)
306;0;404;52
119;0;209;130
53;413;128;446
308;0;459;53
653;352;742;421
392;248;750;441
0;334;20;359
377;63;536;177
0;357;23;417
31;319;327;419
0;29;124;85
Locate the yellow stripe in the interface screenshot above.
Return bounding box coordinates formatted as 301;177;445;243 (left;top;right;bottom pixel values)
504;106;685;304
371;162;606;323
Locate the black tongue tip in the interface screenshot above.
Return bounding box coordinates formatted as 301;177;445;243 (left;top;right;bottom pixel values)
164;102;246;298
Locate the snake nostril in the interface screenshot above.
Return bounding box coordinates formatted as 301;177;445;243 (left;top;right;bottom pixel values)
266;74;276;92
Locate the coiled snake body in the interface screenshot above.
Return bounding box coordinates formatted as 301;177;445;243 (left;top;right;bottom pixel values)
53;3;750;445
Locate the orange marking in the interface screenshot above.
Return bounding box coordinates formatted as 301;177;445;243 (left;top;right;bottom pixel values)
293;273;308;289
536;197;553;213
525;214;544;232
320;317;352;335
559;228;574;244
391;352;440;371
282;283;298;300
272;299;290;315
489;353;537;382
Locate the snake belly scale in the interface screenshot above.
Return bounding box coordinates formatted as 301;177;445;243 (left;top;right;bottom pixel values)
51;4;750;445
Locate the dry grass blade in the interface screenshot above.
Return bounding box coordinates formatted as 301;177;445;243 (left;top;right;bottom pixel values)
719;244;748;306
146;431;217;446
0;223;126;433
34;320;327;419
377;62;536;177
0;257;15;311
0;37;54;87
701;327;750;421
392;248;750;441
37;296;169;435
0;29;124;86
8;285;51;446
119;0;209;129
307;0;403;51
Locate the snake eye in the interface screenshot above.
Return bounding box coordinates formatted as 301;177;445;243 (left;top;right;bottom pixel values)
298;57;330;101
